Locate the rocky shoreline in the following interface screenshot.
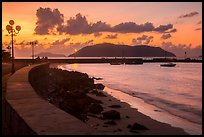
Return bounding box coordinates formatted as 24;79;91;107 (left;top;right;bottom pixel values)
29;67;188;135
30;68;115;122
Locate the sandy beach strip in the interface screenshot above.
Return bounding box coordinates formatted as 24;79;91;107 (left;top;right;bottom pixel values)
85;88;188;135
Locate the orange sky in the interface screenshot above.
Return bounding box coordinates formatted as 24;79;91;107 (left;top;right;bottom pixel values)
2;2;202;57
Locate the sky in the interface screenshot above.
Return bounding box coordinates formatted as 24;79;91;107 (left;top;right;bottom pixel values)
2;2;202;57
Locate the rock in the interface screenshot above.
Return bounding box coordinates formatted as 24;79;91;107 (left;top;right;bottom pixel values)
90;89;98;94
114;128;122;132
125;116;130;119
104;120;117;125
87;113;98;118
102;125;108;127
130;122;149;132
87;103;104;114
90;89;107;97
94;83;105;90
96;92;107;97
127;124;132;129
102;110;120;120
108;105;121;108
154;109;162;112
93;77;103;80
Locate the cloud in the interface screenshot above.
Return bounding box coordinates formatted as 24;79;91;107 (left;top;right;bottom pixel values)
35;7;64;35
178;11;199;18
112;22;155;33
94;32;102;37
105;34;118;39
83;40;94;46
195;28;201;31
62;14;174;34
196;20;202;25
154;24;173;32
62;13;91;35
161;42;202;58
165;28;177;33
52;38;70;45
161;33;171;39
35;8;176;35
132;35;154;45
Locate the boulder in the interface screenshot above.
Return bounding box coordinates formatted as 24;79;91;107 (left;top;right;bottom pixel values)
104;120;116;125
130;122;149;132
93;77;103;80
102;110;120;119
94;83;105;90
108;105;121;108
87;103;104;114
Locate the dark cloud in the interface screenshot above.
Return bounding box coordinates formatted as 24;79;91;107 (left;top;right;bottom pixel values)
161;42;202;58
94;32;102;37
137;35;148;40
165;28;177;33
113;22;155;33
91;21;112;33
35;7;64;35
52;38;70;45
132;35;154;45
178;11;199;18
62;14;174;34
195;28;201;31
161;33;171;39
154;24;173;32
35;8;176;35
105;34;118;39
62;13;91;35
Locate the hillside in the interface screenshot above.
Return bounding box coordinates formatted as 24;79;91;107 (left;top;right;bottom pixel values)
35;52;66;57
68;43;176;57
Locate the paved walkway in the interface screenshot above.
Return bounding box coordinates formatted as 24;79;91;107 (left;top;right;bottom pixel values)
6;63;96;135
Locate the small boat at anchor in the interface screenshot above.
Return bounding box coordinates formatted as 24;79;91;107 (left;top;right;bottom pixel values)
160;62;176;67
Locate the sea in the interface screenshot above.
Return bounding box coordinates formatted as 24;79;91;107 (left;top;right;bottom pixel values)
50;62;202;135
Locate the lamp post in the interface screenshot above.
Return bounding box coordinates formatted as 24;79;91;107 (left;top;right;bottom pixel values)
30;40;38;63
6;20;21;74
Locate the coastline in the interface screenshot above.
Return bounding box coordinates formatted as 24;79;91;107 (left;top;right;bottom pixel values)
54;63;202;135
103;87;202;135
85;88;189;135
29;66;189;135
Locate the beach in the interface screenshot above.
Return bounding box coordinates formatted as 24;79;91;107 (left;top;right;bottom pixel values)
84;89;188;135
29;66;189;135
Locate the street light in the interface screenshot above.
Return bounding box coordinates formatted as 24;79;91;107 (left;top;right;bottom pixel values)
29;40;38;63
6;20;21;74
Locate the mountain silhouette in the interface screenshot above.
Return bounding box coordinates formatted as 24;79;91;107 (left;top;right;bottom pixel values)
35;52;66;57
68;43;176;57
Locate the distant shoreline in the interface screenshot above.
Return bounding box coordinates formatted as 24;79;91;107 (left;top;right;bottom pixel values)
13;58;202;64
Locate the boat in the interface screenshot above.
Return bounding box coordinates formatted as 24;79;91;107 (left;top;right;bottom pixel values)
160;62;176;67
125;59;143;65
110;61;121;65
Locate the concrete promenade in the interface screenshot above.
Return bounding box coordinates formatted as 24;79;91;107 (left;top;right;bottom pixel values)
5;63;96;135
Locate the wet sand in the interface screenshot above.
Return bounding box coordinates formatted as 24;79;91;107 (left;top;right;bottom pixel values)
85;89;188;135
